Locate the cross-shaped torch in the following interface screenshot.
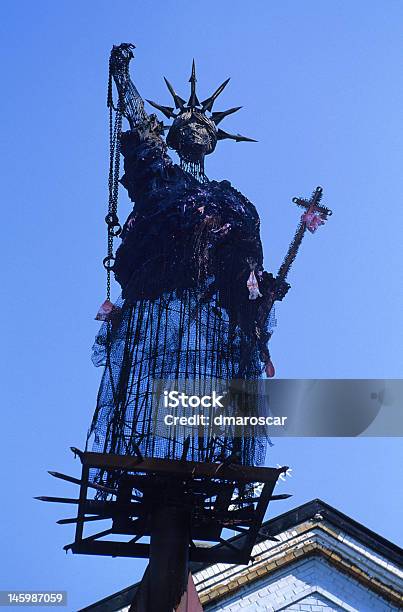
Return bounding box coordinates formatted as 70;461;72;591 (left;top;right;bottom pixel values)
277;186;332;281
261;186;332;377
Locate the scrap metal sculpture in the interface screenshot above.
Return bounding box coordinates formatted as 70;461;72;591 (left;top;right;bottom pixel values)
87;43;307;476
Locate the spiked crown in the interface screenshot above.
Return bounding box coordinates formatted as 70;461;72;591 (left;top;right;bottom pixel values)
146;60;256;169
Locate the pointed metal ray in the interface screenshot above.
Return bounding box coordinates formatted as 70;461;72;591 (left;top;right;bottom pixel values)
57;515;112;525
163;77;186;110
48;471;143;501
216;128;257;143
48;471;119;498
48;471;82;485
211;106;242;125
201;78;230;113
268;493;292;500
146;100;176;119
188;59;200;108
35;496;79;504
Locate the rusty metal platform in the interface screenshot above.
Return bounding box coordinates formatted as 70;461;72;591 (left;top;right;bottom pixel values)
38;448;290;565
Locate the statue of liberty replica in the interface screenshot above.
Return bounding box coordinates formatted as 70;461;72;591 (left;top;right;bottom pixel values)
86;42;331;477
87;42;297;473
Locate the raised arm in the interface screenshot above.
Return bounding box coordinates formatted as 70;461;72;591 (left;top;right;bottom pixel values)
109;43;149;130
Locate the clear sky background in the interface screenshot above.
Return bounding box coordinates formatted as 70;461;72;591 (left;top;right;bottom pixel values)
1;1;402;610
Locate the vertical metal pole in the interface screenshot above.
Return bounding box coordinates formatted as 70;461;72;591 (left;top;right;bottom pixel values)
148;505;190;612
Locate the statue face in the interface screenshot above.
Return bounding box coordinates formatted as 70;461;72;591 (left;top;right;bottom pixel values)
166;110;217;164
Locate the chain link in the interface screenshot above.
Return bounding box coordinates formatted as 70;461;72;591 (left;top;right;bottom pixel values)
105;72;123;302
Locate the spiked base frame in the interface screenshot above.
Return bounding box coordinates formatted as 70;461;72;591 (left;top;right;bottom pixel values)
41;448;289;566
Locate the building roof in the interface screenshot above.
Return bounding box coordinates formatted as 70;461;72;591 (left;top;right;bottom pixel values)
80;498;403;611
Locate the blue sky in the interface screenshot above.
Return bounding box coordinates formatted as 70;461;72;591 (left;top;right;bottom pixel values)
1;1;402;610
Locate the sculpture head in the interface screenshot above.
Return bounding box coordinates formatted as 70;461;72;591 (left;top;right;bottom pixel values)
147;60;256;175
166;109;217;164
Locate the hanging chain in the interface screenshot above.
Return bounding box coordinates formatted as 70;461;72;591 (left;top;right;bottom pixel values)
104;63;123;302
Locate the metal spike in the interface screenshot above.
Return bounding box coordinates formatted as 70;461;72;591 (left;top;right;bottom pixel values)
211;106;242;125
57;515;112;525
269;493;292;500
163;77;186;110
188;59;200;108
34;496;79;504
48;470;123;498
146;100;176;119
201;78;230;113
48;471;81;485
216;128;257;143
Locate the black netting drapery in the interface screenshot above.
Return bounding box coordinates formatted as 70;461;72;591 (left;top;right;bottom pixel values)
88;287;267;468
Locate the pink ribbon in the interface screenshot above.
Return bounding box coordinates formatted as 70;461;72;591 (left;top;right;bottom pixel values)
302;211;325;233
95;299;121;322
247;270;262;300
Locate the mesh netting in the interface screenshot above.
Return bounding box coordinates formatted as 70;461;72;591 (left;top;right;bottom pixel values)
88;289;267;467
